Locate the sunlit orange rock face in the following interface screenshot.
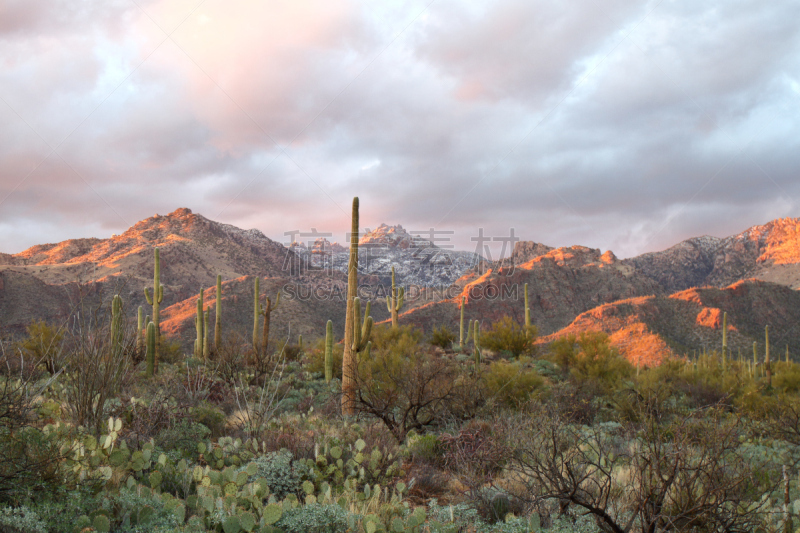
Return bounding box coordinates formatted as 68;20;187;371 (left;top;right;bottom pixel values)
540;279;800;368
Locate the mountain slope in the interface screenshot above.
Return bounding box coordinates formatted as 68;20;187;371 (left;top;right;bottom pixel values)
540;279;800;366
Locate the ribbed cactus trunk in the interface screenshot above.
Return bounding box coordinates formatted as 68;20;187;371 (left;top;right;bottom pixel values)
324;320;334;383
342;197;360;416
203;309;210;360
144;248;164;373
145;321;156;377
753;341;759;377
215;275;222;353
111;295;123;364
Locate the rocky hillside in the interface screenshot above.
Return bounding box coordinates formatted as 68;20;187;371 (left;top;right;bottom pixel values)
623;217;800;291
395;245;663;336
540;278;800;367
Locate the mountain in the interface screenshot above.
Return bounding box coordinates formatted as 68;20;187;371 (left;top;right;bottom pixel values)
289;223;483;288
0;208;305;335
624;217;800;292
540;278;800;367
394;244;664;336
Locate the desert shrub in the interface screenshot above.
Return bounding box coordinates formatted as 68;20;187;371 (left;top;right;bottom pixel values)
369;324;423;355
304;338;343;380
154;419;210;454
480;316;535;358
189;402;227;438
483;361;545;408
773;362;800;393
548;331;632;390
353;347;470;441
0;505;48;533
406;433;442;464
429;326;456;349
157;339;185;365
19;321;65;376
246;450;308;498
276;503;349;533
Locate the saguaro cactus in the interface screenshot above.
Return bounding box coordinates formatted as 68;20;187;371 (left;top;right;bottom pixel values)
753;341;758;376
195;288;204;358
145;321;156;377
143;247;164;371
203;309;210;360
343;197;360;416
385;266;405;329
259;291;281;356
253;277;260;352
324;320;334;383
215;275;222;353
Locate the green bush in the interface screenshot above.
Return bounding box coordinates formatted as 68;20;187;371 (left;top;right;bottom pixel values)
276;503;350;533
154;420;211;455
480;316;536;358
246;450;308;498
773;362;800;393
189;402;227;438
549;331;632;389
406;433;442;463
429;326;456;350
483;361;545;408
0;505;48;533
370;325;423;356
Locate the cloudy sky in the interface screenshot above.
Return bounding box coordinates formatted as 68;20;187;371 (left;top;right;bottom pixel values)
1;0;798;259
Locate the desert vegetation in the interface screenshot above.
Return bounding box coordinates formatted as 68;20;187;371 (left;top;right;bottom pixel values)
2;203;800;533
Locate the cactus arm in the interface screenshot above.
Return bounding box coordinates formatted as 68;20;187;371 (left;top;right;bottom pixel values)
144;287;153;305
352;297;363;350
396;287;404;310
386;295;392;312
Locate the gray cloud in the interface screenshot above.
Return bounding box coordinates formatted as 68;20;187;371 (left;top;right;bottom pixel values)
0;0;798;259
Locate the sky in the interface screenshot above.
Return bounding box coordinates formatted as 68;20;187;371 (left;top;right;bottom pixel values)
1;0;799;259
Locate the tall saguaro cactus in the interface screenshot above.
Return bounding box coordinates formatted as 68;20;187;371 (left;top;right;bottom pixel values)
111;294;123;360
342;197;360;416
385;266;405;329
215;275;222;353
195;288;204;358
324;320;334;383
145;321;156;377
203;309;210;360
143;247;164;371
